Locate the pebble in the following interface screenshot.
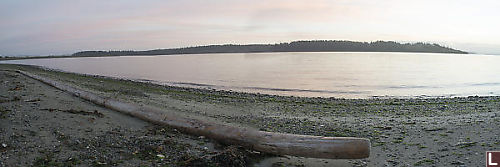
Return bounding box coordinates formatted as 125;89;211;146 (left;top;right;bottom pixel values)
451;160;465;165
1;143;6;148
438;148;449;152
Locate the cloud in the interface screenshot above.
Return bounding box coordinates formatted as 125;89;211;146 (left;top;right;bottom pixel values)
1;0;500;55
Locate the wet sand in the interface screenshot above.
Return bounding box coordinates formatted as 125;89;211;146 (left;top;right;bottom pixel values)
1;64;500;166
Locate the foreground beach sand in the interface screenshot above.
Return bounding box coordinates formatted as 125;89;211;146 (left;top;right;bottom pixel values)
2;64;500;166
0;66;271;166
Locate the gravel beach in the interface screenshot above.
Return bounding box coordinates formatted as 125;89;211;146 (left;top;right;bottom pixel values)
1;64;500;166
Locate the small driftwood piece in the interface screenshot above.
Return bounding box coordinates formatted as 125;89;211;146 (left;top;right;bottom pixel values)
18;70;370;159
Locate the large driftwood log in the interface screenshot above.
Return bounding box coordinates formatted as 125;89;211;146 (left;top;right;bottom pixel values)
18;70;370;159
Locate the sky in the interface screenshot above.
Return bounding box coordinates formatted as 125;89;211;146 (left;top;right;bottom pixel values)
1;0;500;56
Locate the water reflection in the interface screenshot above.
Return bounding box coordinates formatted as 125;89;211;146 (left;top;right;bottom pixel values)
3;52;500;98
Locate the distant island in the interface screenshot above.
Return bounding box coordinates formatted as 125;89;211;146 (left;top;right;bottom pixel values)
72;40;467;57
0;40;467;60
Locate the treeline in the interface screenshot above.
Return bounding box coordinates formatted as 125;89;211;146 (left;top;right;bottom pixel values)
72;40;467;57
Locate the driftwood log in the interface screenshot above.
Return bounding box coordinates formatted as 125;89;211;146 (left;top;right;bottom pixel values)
18;70;370;159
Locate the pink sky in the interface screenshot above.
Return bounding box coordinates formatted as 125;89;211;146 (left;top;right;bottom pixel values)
1;0;500;56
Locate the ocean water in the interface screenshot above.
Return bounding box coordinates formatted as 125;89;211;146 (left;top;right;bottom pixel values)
4;52;500;98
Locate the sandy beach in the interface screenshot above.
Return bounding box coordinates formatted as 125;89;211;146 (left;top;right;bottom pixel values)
2;64;500;166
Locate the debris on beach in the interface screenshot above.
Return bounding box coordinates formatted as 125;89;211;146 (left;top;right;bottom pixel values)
40;108;104;118
157;154;165;159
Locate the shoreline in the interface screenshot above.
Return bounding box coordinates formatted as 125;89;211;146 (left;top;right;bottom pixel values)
3;52;498;99
2;62;496;100
2;64;500;166
0;50;469;61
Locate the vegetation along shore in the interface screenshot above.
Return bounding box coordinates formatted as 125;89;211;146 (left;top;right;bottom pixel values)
1;64;498;166
0;40;466;61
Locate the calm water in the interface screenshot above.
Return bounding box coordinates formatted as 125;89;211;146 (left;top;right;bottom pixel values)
4;52;500;98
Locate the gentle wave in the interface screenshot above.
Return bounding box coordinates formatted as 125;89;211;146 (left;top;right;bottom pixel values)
168;81;368;94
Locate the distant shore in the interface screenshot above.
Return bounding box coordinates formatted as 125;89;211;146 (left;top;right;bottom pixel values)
1;64;499;166
0;40;467;61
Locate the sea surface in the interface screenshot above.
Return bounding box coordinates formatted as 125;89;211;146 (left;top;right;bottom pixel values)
4;52;500;98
